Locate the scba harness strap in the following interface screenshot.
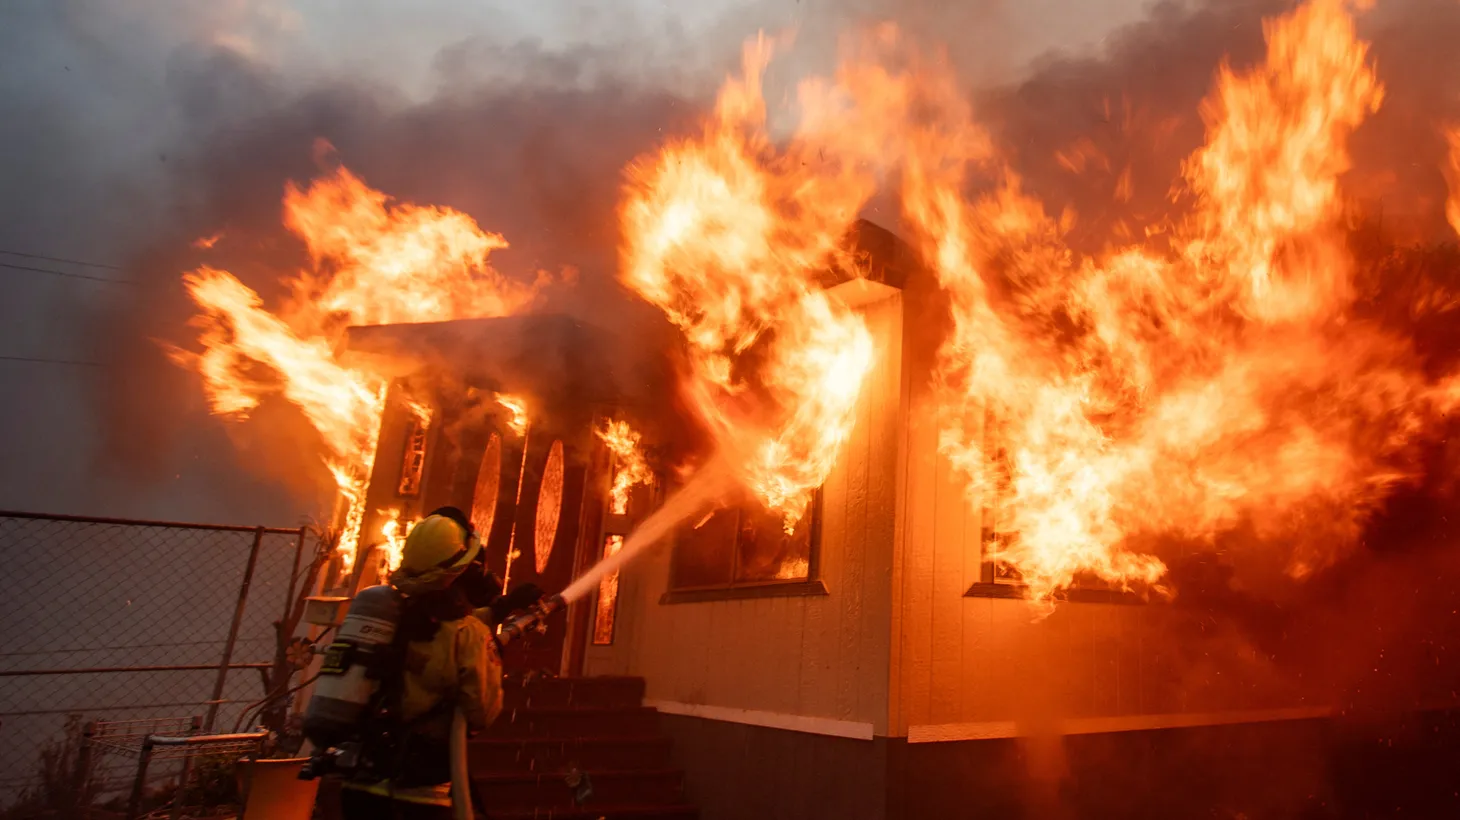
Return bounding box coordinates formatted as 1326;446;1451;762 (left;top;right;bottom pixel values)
349;602;461;790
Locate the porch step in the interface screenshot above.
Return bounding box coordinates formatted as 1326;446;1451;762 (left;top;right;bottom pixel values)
474;769;684;812
485;706;661;739
471;736;674;774
503;675;646;711
482;806;698;820
474;677;697;820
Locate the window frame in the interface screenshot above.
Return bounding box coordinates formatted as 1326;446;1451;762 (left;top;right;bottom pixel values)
963;414;1143;605
660;488;829;605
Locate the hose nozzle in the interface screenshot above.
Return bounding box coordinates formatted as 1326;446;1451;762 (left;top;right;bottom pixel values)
497;593;565;644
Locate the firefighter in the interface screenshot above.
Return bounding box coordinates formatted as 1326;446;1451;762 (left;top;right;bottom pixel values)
339;507;538;819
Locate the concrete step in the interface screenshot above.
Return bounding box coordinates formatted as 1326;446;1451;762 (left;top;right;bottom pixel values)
502;676;646;711
471;736;674;774
474;769;685;812
482;805;698;820
485;707;660;740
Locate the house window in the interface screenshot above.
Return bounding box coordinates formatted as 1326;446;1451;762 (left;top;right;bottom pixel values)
592;535;624;645
468;433;503;538
662;491;828;603
964;421;1138;604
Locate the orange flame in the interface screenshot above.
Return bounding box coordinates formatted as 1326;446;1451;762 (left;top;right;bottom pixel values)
597;419;654;515
378;509;420;573
620;35;877;530
173;165;541;570
496;393;529;436
1446;125;1460;237
882;0;1451;599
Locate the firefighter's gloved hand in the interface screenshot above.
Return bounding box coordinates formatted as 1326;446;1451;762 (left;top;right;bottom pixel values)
490;583;546;622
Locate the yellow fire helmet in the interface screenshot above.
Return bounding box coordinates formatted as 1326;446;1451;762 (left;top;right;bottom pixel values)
394;513;481;584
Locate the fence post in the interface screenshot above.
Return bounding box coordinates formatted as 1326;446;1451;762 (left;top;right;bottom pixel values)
282;526;307;625
206;526;265;732
169;716;203;820
126;736;156;820
72;720;95;818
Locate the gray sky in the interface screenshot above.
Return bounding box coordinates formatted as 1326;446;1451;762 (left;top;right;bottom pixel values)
0;0;1156;525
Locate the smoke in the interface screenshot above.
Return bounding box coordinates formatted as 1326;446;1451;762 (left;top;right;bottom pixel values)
1;0;1162;519
90;61;687;506
985;0;1460;250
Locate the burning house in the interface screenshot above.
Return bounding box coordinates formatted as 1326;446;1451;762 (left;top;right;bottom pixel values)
167;0;1460;816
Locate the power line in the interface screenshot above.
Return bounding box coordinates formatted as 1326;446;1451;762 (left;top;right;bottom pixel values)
0;638;270;659
0;248;123;271
0;354;105;368
0;260;133;284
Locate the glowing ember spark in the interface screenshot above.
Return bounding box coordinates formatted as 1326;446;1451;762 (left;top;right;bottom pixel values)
496;394;528;436
620;35;877;531
193;233;223;250
597;419;654;515
172;165;541;571
1446;126;1460;237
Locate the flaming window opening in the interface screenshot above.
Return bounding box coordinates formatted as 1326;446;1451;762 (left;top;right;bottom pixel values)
598;420;655;517
593;420;655;646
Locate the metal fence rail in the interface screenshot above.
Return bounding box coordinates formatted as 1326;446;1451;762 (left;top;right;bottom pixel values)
0;511;312;813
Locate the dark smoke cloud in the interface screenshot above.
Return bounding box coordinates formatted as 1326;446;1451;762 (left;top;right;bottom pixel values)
2;0;1155;521
90;40;701;516
985;0;1460;250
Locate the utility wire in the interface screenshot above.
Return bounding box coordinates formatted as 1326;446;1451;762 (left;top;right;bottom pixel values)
0;354;105;368
0;260;133;284
0;248;124;271
0;638;271;659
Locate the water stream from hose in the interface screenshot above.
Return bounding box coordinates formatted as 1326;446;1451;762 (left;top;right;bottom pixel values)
559;459;734;603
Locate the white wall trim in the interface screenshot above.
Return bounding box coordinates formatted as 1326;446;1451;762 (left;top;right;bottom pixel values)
907;705;1334;744
645;699;877;741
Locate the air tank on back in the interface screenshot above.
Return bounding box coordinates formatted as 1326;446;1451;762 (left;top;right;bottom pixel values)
301;584;401;749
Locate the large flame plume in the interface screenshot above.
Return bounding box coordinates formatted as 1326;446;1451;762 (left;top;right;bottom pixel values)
172;165;541;570
620;0;1460;600
836;0;1458;599
173;0;1460;611
620;36;878;530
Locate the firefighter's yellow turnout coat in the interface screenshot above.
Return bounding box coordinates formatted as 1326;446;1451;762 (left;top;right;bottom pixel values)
342;612;503;807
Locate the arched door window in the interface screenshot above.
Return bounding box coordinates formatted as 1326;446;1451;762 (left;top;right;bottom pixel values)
469;433;502;540
534;440;565;574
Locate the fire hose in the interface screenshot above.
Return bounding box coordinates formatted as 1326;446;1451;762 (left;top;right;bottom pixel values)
449;594;564;820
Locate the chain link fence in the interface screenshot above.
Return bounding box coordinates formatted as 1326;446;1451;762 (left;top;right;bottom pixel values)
0;511;315;814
